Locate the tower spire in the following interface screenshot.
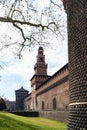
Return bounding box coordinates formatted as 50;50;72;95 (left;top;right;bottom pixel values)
34;46;47;75
30;46;50;89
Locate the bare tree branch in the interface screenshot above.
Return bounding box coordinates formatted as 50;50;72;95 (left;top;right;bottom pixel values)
0;0;66;58
50;0;62;9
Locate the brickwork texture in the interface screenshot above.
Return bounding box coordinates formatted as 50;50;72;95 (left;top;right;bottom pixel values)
63;0;87;129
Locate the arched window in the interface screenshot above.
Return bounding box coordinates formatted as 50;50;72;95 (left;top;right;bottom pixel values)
42;101;44;110
53;97;57;110
40;57;43;62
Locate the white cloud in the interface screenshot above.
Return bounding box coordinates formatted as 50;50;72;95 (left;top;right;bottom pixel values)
33;0;50;9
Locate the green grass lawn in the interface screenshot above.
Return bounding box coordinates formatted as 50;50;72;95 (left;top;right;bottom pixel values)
0;112;66;130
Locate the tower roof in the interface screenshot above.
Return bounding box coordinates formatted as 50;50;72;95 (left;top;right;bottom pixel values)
39;46;43;50
15;86;29;92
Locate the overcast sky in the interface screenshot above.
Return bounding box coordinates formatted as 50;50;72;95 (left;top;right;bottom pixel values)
0;0;68;101
0;39;68;101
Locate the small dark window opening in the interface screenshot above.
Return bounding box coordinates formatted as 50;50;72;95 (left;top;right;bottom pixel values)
53;97;57;110
65;105;68;110
40;57;43;62
42;101;44;110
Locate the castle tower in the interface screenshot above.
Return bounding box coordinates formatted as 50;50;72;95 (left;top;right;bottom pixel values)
63;0;87;129
30;47;50;89
15;86;28;111
30;47;50;110
34;46;47;75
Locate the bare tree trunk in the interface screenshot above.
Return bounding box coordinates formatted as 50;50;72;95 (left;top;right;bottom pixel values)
63;0;87;129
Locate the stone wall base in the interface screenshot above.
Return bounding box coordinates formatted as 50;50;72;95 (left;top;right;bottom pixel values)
39;110;68;122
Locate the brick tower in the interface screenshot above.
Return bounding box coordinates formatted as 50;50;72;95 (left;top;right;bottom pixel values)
31;46;50;89
15;86;28;111
63;0;87;129
30;47;50;110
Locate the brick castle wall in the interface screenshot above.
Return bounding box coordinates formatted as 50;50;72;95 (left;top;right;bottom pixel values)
24;64;69;122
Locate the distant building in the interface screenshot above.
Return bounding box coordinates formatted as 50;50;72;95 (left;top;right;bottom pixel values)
15;86;28;111
5;100;15;111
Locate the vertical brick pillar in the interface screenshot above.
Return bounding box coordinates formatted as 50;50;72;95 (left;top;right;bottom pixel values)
63;0;87;129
